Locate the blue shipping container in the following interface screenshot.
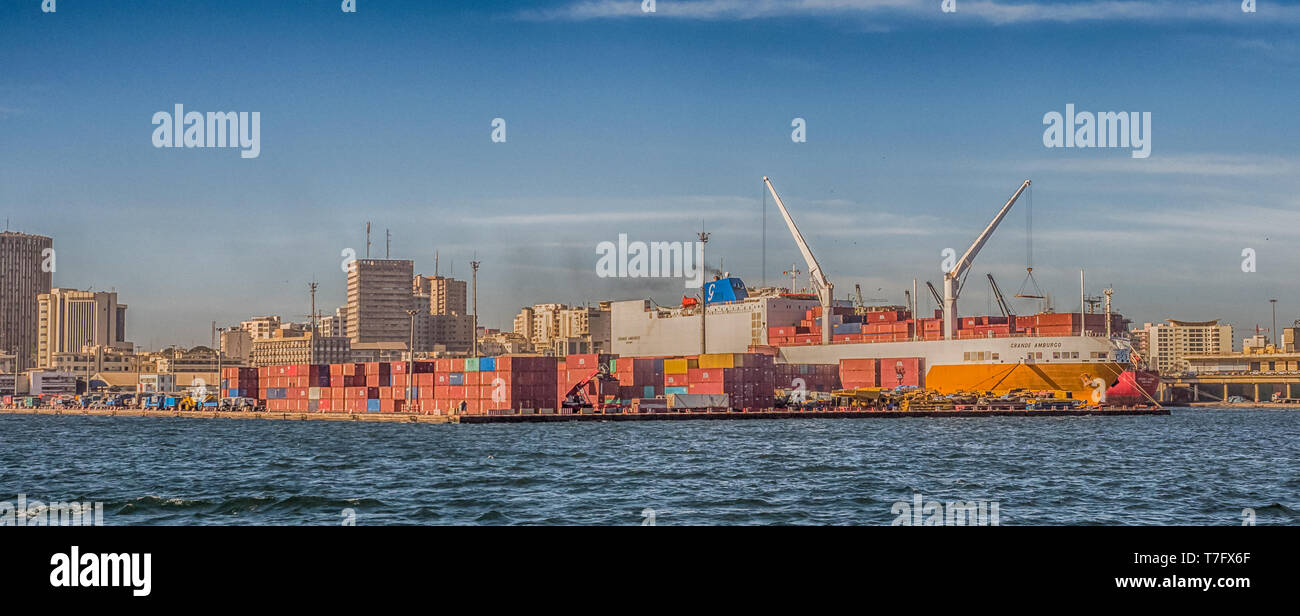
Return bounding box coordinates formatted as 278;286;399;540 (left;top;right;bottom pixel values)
665;386;689;395
479;357;496;371
448;373;464;386
366;399;381;413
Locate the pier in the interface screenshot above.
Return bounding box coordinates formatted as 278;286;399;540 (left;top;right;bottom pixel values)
0;405;1169;424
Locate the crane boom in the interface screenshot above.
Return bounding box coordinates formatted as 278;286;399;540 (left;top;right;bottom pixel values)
925;281;943;308
943;180;1031;338
764;176;833;345
987;273;1014;319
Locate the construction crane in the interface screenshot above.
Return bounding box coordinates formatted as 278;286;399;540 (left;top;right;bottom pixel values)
765;176;833;346
987;274;1014;320
925;281;943;313
852;284;888;315
943;180;1031;339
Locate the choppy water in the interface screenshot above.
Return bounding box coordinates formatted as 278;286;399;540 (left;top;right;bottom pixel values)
1;408;1295;525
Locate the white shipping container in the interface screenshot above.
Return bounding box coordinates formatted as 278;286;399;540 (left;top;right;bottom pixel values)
666;393;730;409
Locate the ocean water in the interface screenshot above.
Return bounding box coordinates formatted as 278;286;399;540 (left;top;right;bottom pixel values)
1;408;1295;525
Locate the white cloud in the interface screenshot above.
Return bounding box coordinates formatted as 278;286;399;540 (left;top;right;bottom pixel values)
1019;154;1300;177
455;195;752;226
515;0;1300;25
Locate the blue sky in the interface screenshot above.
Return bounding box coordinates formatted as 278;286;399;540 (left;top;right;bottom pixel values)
2;0;1298;348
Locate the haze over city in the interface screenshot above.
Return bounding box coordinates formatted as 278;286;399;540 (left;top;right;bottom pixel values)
3;0;1298;348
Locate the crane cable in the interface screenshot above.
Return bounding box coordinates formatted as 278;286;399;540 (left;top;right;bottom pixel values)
1016;184;1046;300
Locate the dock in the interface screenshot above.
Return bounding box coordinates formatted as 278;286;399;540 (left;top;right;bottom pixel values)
0;405;1168;424
0;407;456;424
462;407;1169;423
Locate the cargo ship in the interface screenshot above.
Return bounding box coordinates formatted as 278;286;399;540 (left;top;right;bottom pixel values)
611;290;1140;402
609;176;1151;403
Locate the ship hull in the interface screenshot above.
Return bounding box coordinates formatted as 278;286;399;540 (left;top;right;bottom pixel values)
1104;370;1159;404
925;361;1126;400
777;335;1131;401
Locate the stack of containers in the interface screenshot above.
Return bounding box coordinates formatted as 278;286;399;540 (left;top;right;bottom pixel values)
662;356;697;396
323;363;364;413
426;356;561;414
660;353;777;409
484;355;559;413
773;363;842;393
612;356;665;401
410;360;437;411
250;356;580;415
838;358;880;388
432;357;466;414
691;353;776;409
221;367;259;399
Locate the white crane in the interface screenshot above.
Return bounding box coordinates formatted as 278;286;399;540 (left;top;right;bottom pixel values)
764;176;833;346
943;180;1031;339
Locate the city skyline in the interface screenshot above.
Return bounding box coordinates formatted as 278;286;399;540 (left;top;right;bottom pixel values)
3;0;1299;346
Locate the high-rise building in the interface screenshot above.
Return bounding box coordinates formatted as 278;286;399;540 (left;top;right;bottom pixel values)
528;303;566;348
512;307;535;343
249;330;351;367
347;259;414;344
1137;319;1234;375
510;303;611;354
36;288;132;369
0;232;53;372
240;316;283;340
413;275;468;316
220;328;253;362
319;306;348;338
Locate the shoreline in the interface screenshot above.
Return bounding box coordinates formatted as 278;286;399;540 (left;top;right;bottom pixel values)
1183;401;1300;409
0;406;1170;423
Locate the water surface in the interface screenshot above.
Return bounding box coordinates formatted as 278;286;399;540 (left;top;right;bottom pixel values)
1;408;1294;525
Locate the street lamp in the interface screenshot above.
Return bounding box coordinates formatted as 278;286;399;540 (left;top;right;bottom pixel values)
471;260;480;358
1270;299;1278;348
697;231;710;354
215;327;227;408
406;309;418;412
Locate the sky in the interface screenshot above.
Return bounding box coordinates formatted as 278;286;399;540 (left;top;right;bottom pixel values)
2;0;1298;349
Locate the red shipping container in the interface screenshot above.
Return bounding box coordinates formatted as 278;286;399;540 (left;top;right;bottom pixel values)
880;357;924;388
688;382;726;395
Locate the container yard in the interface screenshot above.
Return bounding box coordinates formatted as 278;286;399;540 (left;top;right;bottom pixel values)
0;350;1164;422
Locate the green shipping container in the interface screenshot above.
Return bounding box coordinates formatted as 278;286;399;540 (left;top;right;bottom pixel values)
464;357;480;372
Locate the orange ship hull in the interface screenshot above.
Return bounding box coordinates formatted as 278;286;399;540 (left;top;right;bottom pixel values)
925;361;1127;400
